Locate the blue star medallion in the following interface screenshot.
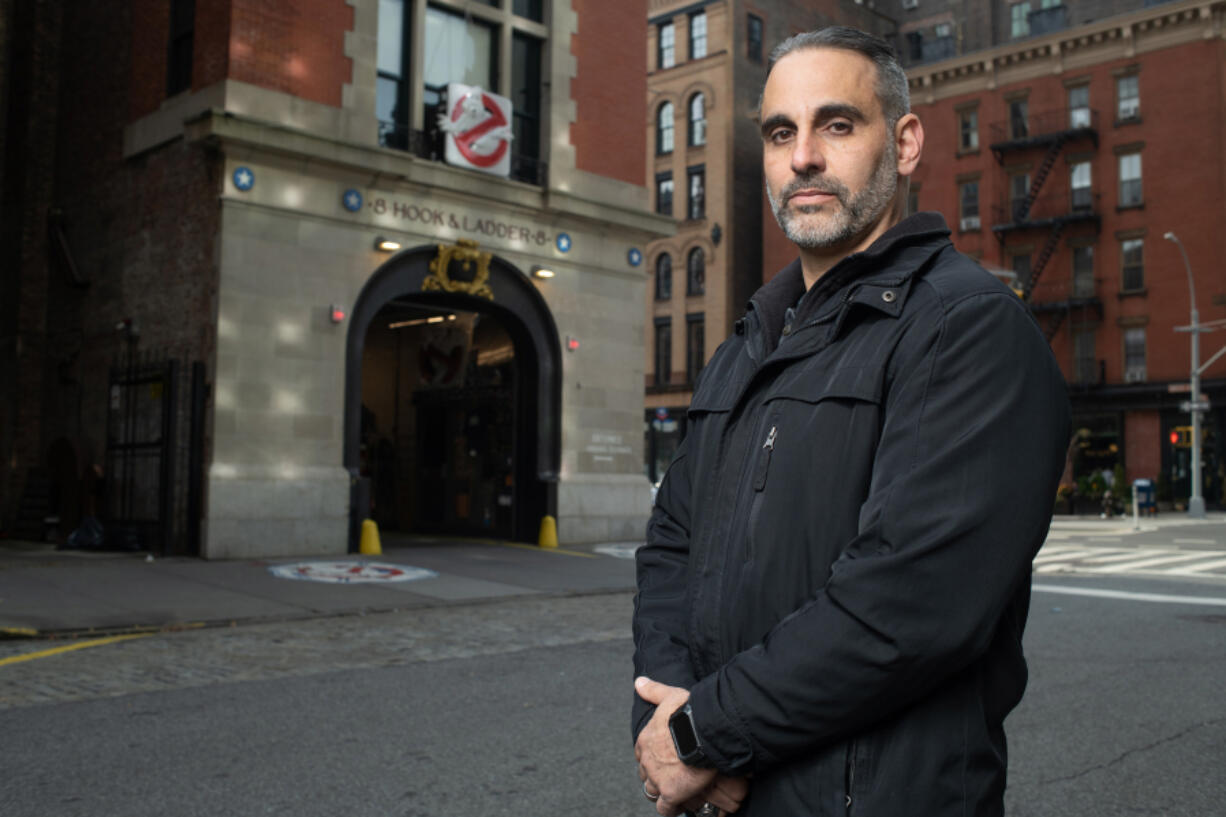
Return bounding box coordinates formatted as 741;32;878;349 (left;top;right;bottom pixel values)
232;166;255;192
628;248;643;267
555;233;572;253
342;189;363;212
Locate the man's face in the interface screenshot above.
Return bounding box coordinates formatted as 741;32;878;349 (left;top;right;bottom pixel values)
761;48;899;251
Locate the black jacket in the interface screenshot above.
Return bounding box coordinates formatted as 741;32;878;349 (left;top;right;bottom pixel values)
632;213;1071;816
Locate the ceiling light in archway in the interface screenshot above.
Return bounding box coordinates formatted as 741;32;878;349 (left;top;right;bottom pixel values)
375;237;402;252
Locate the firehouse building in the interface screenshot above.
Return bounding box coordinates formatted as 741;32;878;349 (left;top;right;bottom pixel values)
2;0;670;556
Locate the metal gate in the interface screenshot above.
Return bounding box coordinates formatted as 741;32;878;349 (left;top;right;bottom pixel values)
105;352;206;555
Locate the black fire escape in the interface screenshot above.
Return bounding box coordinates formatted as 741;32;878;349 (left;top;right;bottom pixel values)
989;108;1102;352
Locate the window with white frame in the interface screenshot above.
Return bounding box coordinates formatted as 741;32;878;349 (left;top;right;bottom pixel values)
1072;245;1094;297
959;108;978;151
689;11;707;60
1068;84;1090;128
747;14;763;63
1011;2;1031;38
1117;74;1139;120
655;172;674;216
659;21;676;69
1009;98;1028;139
376;0;546;182
655;253;672;300
687;165;705;220
1121;238;1144;291
1124;327;1147;382
1010;172;1031;221
959;181;979;231
657;102;674;154
1071;161;1092;210
686;247;705;295
689;93;706;147
1118;152;1142;207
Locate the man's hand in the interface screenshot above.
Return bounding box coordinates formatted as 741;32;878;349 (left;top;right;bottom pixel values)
635;676;749;815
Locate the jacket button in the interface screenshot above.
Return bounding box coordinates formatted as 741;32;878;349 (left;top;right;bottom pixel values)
881;290;896;303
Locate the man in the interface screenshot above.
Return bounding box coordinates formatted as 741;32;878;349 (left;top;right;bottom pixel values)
632;27;1070;817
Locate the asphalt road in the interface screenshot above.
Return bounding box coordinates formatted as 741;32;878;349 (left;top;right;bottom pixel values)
2;536;1224;816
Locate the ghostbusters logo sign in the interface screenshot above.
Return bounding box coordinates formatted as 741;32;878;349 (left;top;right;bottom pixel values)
439;83;514;177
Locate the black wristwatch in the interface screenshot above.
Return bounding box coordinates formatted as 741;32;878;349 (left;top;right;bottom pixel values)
668;702;711;767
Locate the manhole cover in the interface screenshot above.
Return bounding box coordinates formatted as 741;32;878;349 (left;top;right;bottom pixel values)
268;561;437;584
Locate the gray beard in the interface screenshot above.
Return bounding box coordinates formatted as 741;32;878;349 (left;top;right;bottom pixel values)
768;142;899;250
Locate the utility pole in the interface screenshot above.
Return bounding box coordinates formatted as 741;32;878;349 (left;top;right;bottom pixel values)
1164;232;1205;518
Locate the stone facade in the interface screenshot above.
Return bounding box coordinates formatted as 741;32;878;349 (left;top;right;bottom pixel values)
2;0;670;554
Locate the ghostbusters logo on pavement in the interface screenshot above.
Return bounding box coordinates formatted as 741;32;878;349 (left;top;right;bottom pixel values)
439;83;514;177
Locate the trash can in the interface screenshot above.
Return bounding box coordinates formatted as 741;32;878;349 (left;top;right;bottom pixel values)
1132;478;1156;516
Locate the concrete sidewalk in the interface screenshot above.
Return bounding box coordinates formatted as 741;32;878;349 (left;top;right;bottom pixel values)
0;535;641;638
5;512;1223;639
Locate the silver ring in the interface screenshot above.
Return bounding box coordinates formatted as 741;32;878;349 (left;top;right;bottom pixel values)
643;780;659;802
697;804;718;817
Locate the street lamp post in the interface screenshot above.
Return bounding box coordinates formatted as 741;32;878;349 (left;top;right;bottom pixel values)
1163;231;1205;518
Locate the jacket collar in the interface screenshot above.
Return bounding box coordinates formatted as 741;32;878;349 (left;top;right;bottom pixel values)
747;212;952;346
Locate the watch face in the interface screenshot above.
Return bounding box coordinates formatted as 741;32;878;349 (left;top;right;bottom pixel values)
671;706;701;756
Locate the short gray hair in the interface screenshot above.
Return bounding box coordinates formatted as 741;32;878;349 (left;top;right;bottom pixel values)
764;26;910;128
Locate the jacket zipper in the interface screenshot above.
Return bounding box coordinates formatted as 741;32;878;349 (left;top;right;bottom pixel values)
754;425;777;489
845;739;857;814
745;424;777;563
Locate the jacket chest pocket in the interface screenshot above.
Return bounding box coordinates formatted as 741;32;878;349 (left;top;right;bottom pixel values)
744;366;884;565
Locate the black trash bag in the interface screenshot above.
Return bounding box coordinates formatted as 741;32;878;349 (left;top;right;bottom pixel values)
65;516;105;550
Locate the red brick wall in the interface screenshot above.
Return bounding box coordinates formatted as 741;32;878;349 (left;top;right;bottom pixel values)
571;0;647;187
907;37;1226;387
228;0;352;106
1124;410;1160;483
129;0;351;121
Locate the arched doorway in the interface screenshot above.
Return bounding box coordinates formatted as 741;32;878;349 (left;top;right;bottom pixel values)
344;241;561;548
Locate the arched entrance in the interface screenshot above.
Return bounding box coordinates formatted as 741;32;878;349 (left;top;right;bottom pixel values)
344;241;561;548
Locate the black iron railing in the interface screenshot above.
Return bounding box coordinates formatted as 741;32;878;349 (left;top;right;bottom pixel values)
377;120;547;187
992;191;1100;229
988;108;1098;148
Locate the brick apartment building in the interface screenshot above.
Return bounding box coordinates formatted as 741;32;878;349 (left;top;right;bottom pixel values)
643;0;892;481
760;0;1226;507
1;0;670;557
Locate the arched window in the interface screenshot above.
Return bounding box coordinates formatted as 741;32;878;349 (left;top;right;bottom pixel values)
686;248;705;295
655;253;673;300
688;93;706;147
657;102;674;154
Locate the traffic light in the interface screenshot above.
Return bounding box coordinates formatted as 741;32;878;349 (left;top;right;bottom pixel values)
1169;426;1193;448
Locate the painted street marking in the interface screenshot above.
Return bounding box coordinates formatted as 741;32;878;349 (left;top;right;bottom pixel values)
268;561;437;583
594;544;640;560
1033;584;1226;607
1163;557;1226;575
1173;538;1219;546
0;633;153;668
1079;549;1166;564
1033;548;1101;564
1093;552;1211;573
1086;536;1123;541
493;541;597;558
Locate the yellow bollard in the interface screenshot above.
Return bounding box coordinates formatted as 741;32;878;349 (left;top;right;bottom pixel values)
538;515;558;548
359;519;382;556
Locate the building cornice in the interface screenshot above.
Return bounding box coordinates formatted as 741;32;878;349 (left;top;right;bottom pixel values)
907;0;1225;104
184;109;675;240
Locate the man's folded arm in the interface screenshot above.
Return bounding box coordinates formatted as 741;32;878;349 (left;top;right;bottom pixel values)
686;291;1072;774
632;434;700;741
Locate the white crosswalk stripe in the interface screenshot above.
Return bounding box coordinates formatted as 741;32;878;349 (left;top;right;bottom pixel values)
1034;541;1226;578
